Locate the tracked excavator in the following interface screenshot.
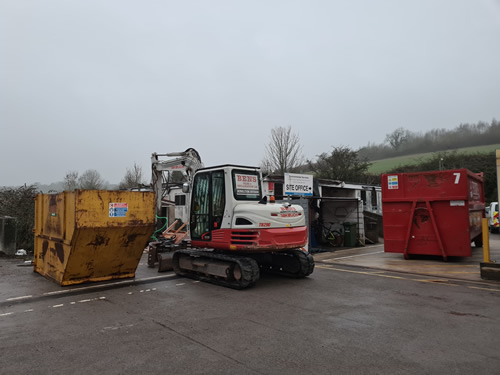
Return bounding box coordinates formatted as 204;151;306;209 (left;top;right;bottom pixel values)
151;149;314;289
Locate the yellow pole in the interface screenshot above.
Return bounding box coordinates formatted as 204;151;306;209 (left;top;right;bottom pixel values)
482;218;490;263
496;150;500;204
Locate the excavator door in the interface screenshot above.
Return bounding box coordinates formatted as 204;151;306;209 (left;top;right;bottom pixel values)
190;169;226;242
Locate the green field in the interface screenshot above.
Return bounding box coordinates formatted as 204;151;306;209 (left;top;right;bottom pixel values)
368;144;500;174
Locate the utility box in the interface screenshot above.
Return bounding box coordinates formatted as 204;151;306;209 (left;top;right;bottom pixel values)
0;216;17;255
34;190;156;286
343;222;357;247
382;169;484;260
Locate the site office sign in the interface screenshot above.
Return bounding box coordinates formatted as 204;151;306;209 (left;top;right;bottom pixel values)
284;173;313;196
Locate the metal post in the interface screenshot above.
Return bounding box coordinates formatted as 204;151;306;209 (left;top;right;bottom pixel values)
482;218;490;263
496;150;500;204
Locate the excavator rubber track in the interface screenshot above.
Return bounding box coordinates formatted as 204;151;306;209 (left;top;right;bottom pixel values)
249;249;315;278
172;249;260;290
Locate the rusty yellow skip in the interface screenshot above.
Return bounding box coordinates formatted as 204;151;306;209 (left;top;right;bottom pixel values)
34;190;156;286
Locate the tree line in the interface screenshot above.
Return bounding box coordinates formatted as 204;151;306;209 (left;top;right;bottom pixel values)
0;164;147;253
261;125;498;202
358;119;500;161
63;163;146;191
261;126;374;184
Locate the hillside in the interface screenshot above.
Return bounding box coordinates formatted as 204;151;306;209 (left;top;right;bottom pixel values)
367;143;500;174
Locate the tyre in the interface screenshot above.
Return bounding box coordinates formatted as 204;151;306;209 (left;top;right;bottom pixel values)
474;237;483;247
327;231;344;247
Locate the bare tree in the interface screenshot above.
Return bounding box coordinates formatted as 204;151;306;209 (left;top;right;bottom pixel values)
78;169;105;190
119;163;144;189
262;126;304;175
385;127;412;150
64;171;79;191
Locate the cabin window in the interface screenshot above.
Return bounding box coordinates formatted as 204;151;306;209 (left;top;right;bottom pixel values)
175;195;186;206
231;170;261;201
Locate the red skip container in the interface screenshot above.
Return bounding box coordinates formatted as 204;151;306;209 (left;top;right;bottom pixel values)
382;169;485;260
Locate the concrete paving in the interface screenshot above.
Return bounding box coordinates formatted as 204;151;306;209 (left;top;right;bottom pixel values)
313;233;500;284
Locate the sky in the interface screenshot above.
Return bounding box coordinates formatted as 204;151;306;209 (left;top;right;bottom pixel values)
1;0;499;186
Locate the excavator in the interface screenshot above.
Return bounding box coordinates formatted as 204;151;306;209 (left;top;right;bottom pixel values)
151;149;314;289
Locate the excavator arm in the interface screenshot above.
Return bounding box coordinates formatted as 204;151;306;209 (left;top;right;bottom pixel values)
151;148;203;216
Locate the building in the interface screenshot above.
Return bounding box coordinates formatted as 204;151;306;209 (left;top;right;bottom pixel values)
263;175;382;250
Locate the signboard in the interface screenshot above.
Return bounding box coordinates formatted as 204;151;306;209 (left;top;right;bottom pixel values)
284;173;313;196
109;202;128;217
387;175;399;190
234;173;260;195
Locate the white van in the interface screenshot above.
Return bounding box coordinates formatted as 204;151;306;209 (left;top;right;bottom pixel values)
488;202;499;233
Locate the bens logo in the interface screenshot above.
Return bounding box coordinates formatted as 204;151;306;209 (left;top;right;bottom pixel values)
237;175;257;183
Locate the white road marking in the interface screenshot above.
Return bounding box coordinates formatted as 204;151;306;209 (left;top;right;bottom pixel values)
0;291;121;319
318;265;462;287
468;286;500;292
7;295;33;301
324;245;385;255
322;250;384;261
412;279;458;286
35;274;175;298
102;323;134;332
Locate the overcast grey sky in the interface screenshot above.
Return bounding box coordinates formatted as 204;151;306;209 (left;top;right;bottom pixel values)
1;0;499;186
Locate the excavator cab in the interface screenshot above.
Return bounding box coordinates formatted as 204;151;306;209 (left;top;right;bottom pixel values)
189;166;262;241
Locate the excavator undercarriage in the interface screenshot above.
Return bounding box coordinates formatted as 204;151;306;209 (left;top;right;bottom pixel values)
171;248;314;290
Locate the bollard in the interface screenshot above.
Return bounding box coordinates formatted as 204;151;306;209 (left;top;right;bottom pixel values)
482;218;490;263
480;218;500;280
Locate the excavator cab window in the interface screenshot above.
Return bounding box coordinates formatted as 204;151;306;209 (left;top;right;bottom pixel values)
190;170;226;240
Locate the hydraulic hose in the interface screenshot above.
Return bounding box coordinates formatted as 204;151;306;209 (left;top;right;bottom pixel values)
151;213;168;241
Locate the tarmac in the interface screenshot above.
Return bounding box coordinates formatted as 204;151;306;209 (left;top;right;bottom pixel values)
2;233;500;304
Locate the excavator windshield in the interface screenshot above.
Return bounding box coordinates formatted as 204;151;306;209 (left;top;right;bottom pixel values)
231;169;261;201
190;170;226;240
